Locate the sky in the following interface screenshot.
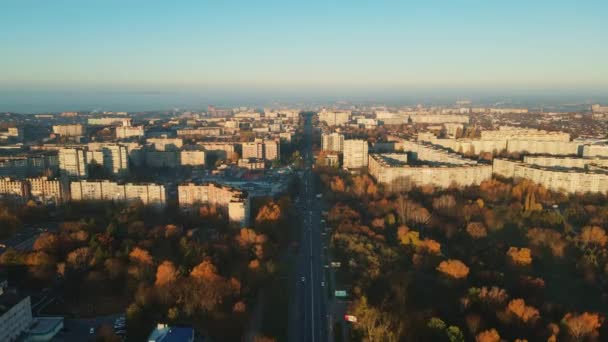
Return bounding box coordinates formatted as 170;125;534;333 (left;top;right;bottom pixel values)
1;1;607;111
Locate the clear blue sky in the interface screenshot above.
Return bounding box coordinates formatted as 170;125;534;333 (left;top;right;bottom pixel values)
1;0;607;92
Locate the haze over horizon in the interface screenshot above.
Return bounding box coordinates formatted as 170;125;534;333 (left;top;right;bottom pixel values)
1;0;608;111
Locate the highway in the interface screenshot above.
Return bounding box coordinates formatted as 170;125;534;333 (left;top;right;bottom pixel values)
291;113;330;342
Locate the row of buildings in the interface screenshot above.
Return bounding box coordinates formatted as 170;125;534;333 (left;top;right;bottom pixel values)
0;177;250;225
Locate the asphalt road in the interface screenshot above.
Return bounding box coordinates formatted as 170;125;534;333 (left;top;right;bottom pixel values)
291;114;329;342
0;221;60;253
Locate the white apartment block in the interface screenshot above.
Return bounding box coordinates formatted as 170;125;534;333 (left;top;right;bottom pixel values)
582;144;608;158
115;125;145;139
264;139;280;161
480;127;570;142
368;153;492;191
318;110;351;126
242;140;264;159
70;180;166;207
343;139;369;169
88;117;132;126
87;143;129;175
321;133;344;152
197;142;235;158
0;295;33;342
145;151;179;168
176;127;223;137
505;140;580;156
52;124;85;137
408;114;469;124
523;156;608;169
58;148;88;178
27;177;65;204
178;183;250;225
0;178;29;203
493;158;608;194
180;150;205;166
146;138;183;151
397;139;477;165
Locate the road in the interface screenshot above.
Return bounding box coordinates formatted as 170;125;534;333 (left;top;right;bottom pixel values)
290;113;330;342
0;222;60;253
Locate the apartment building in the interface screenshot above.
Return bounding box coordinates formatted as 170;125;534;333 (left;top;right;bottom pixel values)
145;151;179;168
318;110;351;126
237;158;265;170
0;292;33;342
115;125;145;139
263;139;280;161
480;127;570;142
582;144;608;158
27;177;65;204
343;139;369;169
176;127;223;137
0;154;58;178
178;183;249;225
52;124;85;137
87;143;129;175
58;148;88;178
197;142;235;159
88;117;132;126
180;150;205;166
368;153;492;191
321;133;344;152
493;158;608;194
242;140;264;159
146;138;183;151
0;178;29;203
70;180;166;207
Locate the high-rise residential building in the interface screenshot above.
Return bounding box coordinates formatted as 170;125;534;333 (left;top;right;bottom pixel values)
0;287;33;342
343;139;369;169
264;139;280;161
27;177;65;204
0;178;29;203
87;143;129;175
180;150;206;166
242;139;264;159
70;180;166;207
146;138;183;151
115;125;145;139
321;133;344;152
318;110;351;126
52;124;85;137
178;183;250;225
58;148;88;178
88;117;132;126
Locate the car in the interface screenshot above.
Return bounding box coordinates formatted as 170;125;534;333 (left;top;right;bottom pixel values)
321;281;325;287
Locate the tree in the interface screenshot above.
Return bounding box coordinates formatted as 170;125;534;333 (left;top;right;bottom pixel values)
436;259;469;279
506;247;532;266
506;299;540;324
129;247;153;265
155;260;178;286
578;226;607;247
561;312;601;341
466;222;487;239
476;329;501;342
67;247;92;270
526;228;567;257
190;260;219;281
352;296;400;341
255;201;282;222
33;233;59;252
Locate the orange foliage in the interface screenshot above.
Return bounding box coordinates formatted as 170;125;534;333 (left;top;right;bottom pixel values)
561;312;601;340
466;222;487;239
190;260;219;281
436;259;469;279
255;201;282;222
330;176;346;192
155;260;178;286
129;247;153;265
579;226;607;247
475;328;500;342
248;259;260;269
507;298;540;324
507;247;532;266
421;239;441;255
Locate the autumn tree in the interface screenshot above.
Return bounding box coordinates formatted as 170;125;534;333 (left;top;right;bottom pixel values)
476;329;501;342
255;201;282;222
527;228;567;257
66;247;92;270
33;232;59;252
507;247;532;266
190;260;219;281
506;298;540;324
561;312;601;341
155;260;178;286
436;259;469;279
129;247;153;265
466;222;488;239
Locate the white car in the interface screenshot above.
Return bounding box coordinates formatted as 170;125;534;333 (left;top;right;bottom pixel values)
321;281;325;287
